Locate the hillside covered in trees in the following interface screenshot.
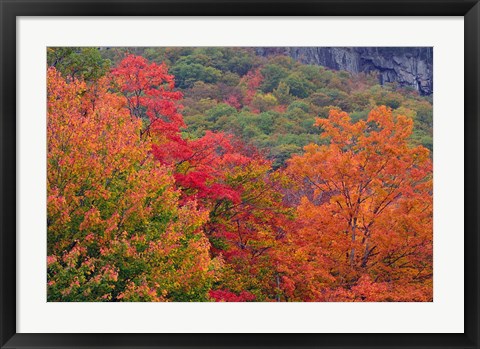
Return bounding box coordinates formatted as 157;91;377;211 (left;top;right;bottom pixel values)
47;47;433;302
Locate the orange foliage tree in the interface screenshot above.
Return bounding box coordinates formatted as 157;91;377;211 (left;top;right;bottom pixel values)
47;67;222;301
281;106;433;301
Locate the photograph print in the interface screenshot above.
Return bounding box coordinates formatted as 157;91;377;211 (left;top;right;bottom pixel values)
47;47;433;302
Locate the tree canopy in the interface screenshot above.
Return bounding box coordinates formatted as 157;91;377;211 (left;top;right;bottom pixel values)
47;50;433;302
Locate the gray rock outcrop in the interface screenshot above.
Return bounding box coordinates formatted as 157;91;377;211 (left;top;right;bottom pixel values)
255;47;433;95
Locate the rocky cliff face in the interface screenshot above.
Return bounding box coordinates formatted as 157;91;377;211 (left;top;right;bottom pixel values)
255;47;433;95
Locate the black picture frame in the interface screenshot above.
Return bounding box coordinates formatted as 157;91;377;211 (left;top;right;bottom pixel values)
1;1;478;348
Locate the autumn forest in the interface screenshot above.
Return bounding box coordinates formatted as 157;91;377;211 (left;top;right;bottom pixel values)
47;47;433;302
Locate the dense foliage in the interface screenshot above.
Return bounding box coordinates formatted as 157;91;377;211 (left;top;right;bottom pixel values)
47;48;433;302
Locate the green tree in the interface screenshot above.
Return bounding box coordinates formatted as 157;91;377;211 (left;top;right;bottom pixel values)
47;47;111;81
261;64;289;93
